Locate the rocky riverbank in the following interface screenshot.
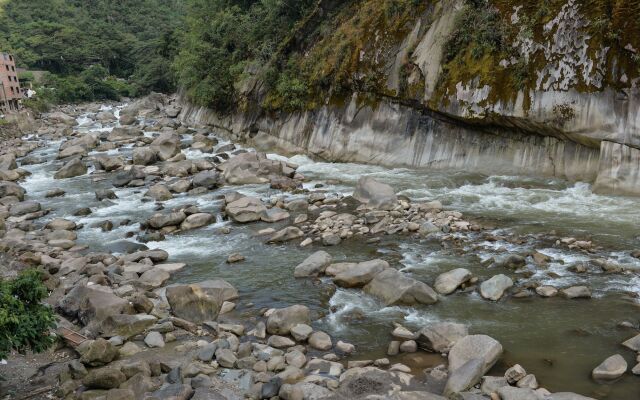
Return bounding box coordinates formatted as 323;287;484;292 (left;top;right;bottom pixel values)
0;94;638;400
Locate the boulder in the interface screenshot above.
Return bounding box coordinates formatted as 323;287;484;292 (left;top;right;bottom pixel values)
308;331;332;351
94;155;124;172
220;152;292;184
416;322;469;353
592;354;627;380
192;170;222;190
144;331;165;348
260;207;290;223
333;259;389;288
180;213;214;231
82;366;126;390
496;387;543;400
107;127;143;142
480;274;513;301
138;269;171;289
0;154;16;170
148;211;187;229
293;251;332;278
267;226;304;243
434;268;472;295
9;200;41;216
0;181;25;200
165;280;238;323
225;196;267;223
133;147;157;165
266;305;311;335
54;158;87;179
150;132;181;161
47;111;77;126
57;145;87;159
101;314;157;339
147;384;193;400
145;184;173;201
58;286;129;329
622;333;640;351
561;286;591;299
79;338;119;367
448;335;503;375
363;268;438;306
443;358;485;397
352;176;397;210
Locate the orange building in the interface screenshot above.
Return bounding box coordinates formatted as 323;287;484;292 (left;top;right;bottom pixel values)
0;52;22;113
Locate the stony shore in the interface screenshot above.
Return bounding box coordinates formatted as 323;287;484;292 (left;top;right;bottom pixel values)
0;94;637;400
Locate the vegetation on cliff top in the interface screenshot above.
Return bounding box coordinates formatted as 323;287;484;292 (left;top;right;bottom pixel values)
0;0;184;105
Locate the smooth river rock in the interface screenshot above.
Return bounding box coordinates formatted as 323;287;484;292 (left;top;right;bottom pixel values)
434;268;472;294
480;274;513;301
363;268;438;306
591;354;627;380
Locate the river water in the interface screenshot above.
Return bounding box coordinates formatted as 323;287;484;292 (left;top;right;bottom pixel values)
19;106;640;398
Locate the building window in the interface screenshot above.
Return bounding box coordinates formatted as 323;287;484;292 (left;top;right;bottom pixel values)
9;55;13;62
11;66;14;72
5;65;8;71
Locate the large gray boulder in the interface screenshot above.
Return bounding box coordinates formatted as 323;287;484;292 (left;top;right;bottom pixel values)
266;305;311;335
591;354;627;380
225;196;267;223
0;154;17;171
58;286;129;329
192;170;222;189
0;181;25;200
47;111;77;126
220;152;294;184
150;132;181;161
352;176;397;210
443;358;485;397
54;158;87;179
180;213;214;231
133;147;157;165
107;127;143;142
363;268;438;306
267;226;304;243
101;314;157;339
165;280;238;323
479;274;513;301
81;366;126;389
293;251;333;278
448;335;503;375
434;268;472;295
57;145;88;159
145;184;173;201
9;200;41;216
78;338;118;367
416;322;468;352
147;211;187;229
333;259;389;288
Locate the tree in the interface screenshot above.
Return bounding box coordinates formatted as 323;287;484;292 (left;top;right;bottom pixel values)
0;270;56;361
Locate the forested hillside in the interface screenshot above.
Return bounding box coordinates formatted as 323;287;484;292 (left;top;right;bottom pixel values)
0;0;184;104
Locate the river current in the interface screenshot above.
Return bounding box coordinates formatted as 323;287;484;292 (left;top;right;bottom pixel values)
19;106;640;398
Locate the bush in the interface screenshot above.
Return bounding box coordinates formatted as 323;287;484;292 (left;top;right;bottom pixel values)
0;269;56;361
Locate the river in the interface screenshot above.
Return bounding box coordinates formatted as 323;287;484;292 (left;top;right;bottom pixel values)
19;105;640;398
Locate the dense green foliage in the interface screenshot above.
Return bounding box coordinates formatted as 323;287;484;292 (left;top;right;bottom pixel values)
0;269;56;360
0;0;184;104
175;0;315;111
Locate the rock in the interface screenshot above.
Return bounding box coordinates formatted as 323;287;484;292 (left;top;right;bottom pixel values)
0;181;25;200
45;188;66;198
261;207;290;223
448;335;503;376
415;322;469;353
308;331;332;351
268;335;296;348
536;286;558;297
336;340;356;354
266;305;311;335
96;189;118;201
290;324;313;342
105;389;135;400
322;233;341;246
353;176;397;210
399;340;417;353
148;384;194;400
215;348;237;368
144;331;165;348
54;158;87;179
496;387;543;400
138;269;171;289
94;155;124;172
363;268;438;306
546;393;597;400
133;147;157;165
333;259;388;288
58;144;87;159
148;211;187;229
192;170;222;190
107;127;143;142
505;364;527;384
268;226;304;243
561;286;591;299
150;132;181;161
10;200;41;216
443;358;485;397
0;154;17;170
226;253;245;263
82;367;126;390
119;342;142;357
293;251;332;278
226;196;267;223
435;268;472;295
517;374;538;389
220;152;292;184
479;274;513;301
47;111;77;125
165;280;237;323
481;376;509;395
592;354;627;380
146;184;173;201
180;213;214;230
101;314;157;339
59;286;129;330
622;333;640;351
79;339;118;367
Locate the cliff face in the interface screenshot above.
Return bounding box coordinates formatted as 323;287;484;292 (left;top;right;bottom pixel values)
179;0;640;195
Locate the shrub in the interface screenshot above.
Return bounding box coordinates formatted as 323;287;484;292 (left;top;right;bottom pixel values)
0;269;56;361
